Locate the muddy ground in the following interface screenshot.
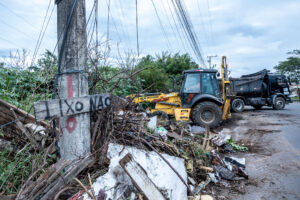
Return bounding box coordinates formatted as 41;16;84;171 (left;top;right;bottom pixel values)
207;103;300;200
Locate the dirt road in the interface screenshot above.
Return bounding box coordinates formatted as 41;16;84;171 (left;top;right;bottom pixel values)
212;102;300;200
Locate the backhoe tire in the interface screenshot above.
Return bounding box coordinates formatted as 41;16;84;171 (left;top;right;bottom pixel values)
192;101;222;128
273;97;285;110
253;105;263;110
231;98;245;113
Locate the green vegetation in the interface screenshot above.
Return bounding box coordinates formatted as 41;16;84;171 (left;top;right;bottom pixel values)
0;51;197;110
136;52;198;92
0;50;56;111
227;138;248;152
0;142;55;195
274;49;300;84
0;50;198;195
292;97;299;101
90;65;145;96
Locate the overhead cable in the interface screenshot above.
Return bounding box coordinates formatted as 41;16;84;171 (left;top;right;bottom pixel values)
151;0;173;52
171;0;206;66
31;0;55;67
0;2;38;30
165;0;189;53
136;0;139;56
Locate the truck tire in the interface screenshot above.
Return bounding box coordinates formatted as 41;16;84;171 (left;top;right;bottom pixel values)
273;97;285;110
231;98;245;113
192;101;222;128
253;105;263;110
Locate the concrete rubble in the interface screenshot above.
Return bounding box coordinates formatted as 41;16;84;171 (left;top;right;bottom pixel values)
82;143;188;200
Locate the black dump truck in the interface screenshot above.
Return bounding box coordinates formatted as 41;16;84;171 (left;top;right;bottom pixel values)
230;69;293;112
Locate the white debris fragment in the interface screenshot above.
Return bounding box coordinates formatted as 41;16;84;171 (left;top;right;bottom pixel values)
25;123;47;141
212;130;231;146
118;111;124;115
147;115;157;130
83;143;187;200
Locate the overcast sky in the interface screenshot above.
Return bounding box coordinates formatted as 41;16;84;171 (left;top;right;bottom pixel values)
0;0;299;77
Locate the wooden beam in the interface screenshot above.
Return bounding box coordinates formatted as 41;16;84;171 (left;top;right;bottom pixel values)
34;94;111;121
0;98;47;127
119;153;166;200
40;153;94;200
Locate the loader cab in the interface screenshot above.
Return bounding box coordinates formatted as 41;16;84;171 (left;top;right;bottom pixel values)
180;69;222;108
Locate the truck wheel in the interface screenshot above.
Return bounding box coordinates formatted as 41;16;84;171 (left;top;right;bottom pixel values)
231;99;245;113
253;105;263;110
273;97;285;110
192;101;222;128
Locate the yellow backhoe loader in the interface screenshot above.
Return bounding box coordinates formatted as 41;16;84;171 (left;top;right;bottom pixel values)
128;56;231;128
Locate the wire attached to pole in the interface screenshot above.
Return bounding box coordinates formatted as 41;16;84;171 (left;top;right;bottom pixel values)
136;0;139;57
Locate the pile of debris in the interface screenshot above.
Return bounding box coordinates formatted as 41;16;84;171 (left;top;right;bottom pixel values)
0;98;249;200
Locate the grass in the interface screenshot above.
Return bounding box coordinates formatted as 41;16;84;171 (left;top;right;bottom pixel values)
0;142;56;195
292;97;300;101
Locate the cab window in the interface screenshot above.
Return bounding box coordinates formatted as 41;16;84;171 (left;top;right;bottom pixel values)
202;73;219;96
183;74;201;93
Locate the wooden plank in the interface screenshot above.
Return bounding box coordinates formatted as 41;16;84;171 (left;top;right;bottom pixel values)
0;99;47;127
119;153;166;200
10;109;39;149
40;153;94;200
34;94;111;121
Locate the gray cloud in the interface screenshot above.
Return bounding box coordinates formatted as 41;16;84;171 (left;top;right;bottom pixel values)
0;0;300;77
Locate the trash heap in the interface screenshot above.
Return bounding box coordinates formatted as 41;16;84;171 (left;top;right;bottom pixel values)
72;100;250;200
0;98;249;200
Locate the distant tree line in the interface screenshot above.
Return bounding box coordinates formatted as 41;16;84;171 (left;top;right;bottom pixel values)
274;49;300;84
0;50;197;109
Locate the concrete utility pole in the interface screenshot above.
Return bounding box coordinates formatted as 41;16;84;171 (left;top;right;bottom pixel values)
207;55;217;69
57;0;90;161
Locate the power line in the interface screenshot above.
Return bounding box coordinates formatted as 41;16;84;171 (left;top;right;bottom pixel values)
171;0;196;58
110;0;131;45
206;0;217;54
171;0;206;66
0;35;23;49
0;2;38;30
31;0;55;66
160;0;182;52
0;18;34;41
135;0;139;56
117;0;131;42
94;0;99;65
105;0;110;55
150;0;173;52
177;0;205;63
168;0;191;54
165;0;189;53
105;0;126;45
196;0;212;57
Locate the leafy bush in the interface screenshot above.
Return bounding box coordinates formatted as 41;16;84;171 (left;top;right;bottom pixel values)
91;66;144;96
136;52;197;92
0;51;56;111
0;143;43;194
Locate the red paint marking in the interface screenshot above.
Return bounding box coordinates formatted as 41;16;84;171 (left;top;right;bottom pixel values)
66;117;77;133
66;75;76;134
68;75;73;98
